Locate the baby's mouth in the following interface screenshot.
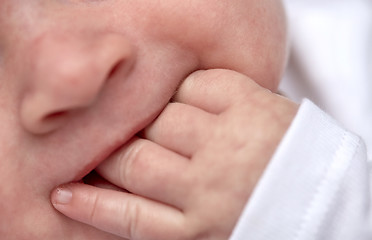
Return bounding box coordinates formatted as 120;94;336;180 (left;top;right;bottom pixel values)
72;139;127;183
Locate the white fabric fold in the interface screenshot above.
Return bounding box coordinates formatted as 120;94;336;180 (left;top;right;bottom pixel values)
230;99;372;240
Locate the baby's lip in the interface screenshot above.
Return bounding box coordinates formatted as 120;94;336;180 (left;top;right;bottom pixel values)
72;140;126;182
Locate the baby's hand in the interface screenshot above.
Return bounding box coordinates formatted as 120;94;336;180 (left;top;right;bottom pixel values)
51;69;298;240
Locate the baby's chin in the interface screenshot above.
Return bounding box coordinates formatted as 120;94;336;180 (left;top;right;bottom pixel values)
0;170;123;240
17;210;124;240
6;137;132;239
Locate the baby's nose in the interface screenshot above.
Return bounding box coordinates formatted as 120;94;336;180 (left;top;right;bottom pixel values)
20;32;135;134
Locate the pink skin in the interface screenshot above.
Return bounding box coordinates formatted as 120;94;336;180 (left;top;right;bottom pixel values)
0;0;287;239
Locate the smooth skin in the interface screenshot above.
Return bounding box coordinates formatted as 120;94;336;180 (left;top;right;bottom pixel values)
51;69;298;240
0;0;290;239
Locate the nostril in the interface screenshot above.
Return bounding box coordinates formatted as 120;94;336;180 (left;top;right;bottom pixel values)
107;60;124;80
21;109;70;135
40;110;70;133
43;111;68;121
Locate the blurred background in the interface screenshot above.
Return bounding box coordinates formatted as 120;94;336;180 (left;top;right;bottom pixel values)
281;0;372;158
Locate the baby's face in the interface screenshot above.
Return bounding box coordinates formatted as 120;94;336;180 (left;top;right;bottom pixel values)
0;0;286;239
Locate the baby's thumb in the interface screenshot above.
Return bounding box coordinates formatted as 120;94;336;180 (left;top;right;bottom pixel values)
51;183;127;237
50;183;183;240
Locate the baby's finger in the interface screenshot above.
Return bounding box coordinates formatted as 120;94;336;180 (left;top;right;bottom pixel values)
142;102;216;157
51;184;185;240
173;69;263;114
97;137;191;208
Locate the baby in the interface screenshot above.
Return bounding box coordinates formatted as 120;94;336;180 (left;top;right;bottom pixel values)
0;0;297;239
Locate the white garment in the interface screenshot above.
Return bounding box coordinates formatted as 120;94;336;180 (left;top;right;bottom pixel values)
230;100;372;240
281;0;372;159
230;1;372;239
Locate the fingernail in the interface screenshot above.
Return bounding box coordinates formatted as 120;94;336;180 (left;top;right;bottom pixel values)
53;187;72;205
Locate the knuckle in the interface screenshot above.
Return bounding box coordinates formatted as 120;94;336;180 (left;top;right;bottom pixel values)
159;102;182;122
197;69;257;98
88;192;101;226
119;140;148;187
118;199;141;239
